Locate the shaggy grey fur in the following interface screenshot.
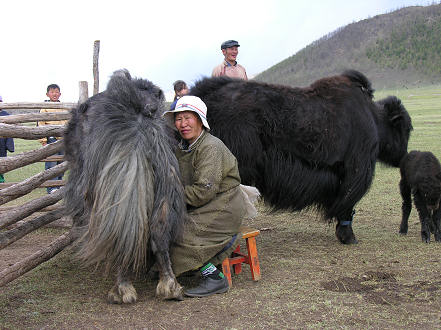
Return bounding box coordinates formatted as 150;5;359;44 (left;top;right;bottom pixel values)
63;69;187;302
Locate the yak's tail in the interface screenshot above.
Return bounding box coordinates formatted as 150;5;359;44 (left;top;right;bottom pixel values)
70;70;183;275
342;70;374;99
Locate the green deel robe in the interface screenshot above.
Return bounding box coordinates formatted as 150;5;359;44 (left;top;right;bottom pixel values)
170;130;245;275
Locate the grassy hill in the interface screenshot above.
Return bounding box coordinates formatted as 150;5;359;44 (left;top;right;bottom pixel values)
255;3;441;90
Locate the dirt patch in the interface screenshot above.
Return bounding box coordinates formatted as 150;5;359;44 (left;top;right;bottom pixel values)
1;206;441;329
0;228;64;270
322;271;441;307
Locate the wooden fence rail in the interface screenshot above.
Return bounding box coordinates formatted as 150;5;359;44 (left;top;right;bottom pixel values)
0;62;93;287
0;139;63;173
0;107;72;254
0;102;76;110
0;112;71;124
0;189;64;229
0;229;75;287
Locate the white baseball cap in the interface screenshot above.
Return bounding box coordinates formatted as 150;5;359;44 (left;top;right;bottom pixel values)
163;95;210;130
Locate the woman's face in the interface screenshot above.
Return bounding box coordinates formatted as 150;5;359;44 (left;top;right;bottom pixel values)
174;111;203;144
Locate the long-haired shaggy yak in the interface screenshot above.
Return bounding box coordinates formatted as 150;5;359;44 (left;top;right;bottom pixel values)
63;70;186;303
190;71;413;244
399;150;441;242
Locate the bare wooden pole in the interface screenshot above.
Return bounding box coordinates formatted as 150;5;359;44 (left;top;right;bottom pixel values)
93;40;100;95
0;102;76;110
0;112;71;124
0;161;68;205
0;188;64;229
0;123;65;139
0;208;65;250
0;139;63;174
0;230;74;287
79;81;89;103
0;180;66;189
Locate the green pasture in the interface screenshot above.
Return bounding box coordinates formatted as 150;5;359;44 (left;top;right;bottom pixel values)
3;138;48;206
0;86;440;329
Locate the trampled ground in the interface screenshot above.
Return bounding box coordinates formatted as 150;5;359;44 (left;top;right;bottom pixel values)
1;184;441;329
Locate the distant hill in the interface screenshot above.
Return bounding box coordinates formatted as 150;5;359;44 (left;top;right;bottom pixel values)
255;4;441;90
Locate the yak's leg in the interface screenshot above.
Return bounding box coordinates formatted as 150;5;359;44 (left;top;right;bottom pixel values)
107;268;137;304
399;179;412;235
414;192;431;243
336;209;358;244
154;249;183;300
332;156;376;245
432;206;441;242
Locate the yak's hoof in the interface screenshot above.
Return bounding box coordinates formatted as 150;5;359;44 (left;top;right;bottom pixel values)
336;224;358;244
107;282;137;304
156;277;184;301
399;226;408;235
339;236;358;245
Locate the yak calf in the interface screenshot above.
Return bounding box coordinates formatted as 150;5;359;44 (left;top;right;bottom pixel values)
399;150;441;242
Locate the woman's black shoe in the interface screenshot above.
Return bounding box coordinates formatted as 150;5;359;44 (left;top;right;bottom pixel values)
184;276;229;297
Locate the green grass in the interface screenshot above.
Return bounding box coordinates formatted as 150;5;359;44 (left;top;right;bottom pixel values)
0;86;440;329
4;137;63;206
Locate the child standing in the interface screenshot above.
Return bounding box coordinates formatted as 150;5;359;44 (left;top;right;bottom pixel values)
38;84;67;194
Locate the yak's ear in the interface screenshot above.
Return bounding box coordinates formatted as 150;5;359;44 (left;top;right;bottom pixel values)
112;69;131;81
155;87;165;101
383;96;404;125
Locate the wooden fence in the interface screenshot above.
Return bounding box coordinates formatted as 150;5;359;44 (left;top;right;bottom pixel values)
0;88;87;286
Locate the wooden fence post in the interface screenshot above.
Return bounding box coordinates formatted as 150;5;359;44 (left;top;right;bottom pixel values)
93;40;100;95
79;81;88;103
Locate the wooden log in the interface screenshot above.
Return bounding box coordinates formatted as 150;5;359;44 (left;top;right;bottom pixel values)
0;139;63;174
0;204;60;215
0;208;65;250
0;188;64;229
0;180;66;189
0;161;68;205
0;123;65;139
0;112;71;124
79;81;89;103
0;102;76;110
0;230;74;287
93;40;100;95
41;155;64;162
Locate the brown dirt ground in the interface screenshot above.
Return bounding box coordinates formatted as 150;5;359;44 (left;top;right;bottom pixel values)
1;206;441;329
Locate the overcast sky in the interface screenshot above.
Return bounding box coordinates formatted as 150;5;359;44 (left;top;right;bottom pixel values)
0;0;433;102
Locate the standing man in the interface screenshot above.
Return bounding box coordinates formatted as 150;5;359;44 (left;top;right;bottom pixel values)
0;95;14;183
212;40;248;80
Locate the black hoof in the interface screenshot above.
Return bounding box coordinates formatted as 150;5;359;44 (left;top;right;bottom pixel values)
336;225;358;244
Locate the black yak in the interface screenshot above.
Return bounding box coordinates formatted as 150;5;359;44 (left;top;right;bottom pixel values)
399;150;441;242
63;70;186;303
190;71;413;244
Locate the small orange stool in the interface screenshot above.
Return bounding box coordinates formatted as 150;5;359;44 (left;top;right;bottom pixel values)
222;226;261;287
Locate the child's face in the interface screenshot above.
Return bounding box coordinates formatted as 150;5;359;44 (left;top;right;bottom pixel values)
46;88;61;102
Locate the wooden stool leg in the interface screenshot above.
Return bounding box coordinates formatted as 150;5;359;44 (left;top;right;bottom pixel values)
232;245;242;274
221;258;232;287
246;237;261;281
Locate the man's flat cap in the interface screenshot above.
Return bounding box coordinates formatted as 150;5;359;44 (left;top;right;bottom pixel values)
221;40;240;49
